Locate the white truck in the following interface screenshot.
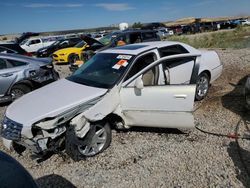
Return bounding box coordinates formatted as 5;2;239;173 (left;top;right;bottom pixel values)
20;38;56;53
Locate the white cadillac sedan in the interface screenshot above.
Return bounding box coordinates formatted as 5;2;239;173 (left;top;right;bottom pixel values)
1;41;222;161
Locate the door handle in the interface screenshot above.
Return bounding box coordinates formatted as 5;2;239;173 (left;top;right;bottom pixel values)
174;94;187;99
0;73;13;77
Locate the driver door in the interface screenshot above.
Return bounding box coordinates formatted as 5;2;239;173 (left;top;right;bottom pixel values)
120;55;199;129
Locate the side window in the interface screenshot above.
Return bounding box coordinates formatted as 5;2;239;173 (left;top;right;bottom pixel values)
0;58;7;69
115;35;127;46
162;57;195;85
6;59;27;67
158;45;189;57
141;65;159;86
125;53;156;81
30;39;41;45
129;33;142;44
141;32;156;41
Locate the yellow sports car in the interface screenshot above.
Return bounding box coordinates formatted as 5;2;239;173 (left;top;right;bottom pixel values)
52;36;104;64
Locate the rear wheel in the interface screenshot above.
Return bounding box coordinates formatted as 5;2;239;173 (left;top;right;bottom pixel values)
195;73;210;101
11;84;31;100
66;122;111;161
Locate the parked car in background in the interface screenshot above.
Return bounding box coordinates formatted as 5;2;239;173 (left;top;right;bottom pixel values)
0;45;32;56
219;21;237;29
0;32;38;56
100;30;160;47
241;19;250;26
20;38;56;54
14;32;40;44
70;30;161;70
1;41;222;161
52;35;104;64
156;28;170;38
169;26;183;35
0;53;59;103
37;37;82;57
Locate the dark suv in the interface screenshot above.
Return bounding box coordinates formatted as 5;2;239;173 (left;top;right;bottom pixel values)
98;30;160;51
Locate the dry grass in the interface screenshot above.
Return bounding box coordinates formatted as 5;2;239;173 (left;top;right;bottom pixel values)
167;26;250;49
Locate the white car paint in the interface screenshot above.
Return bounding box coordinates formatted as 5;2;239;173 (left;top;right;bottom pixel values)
1;41;222;156
6;79;107;128
20;38;56;53
242;20;250;26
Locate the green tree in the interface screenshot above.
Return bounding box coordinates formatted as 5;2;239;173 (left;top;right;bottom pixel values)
132;22;143;29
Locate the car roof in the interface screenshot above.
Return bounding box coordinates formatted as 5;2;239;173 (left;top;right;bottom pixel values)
100;41;200;55
121;29;157;34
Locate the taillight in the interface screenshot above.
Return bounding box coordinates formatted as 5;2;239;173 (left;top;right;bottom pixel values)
25;53;33;56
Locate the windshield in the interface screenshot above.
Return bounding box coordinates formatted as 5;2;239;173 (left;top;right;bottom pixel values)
51;40;62;46
20;39;28;45
98;34;113;45
67;53;134;89
74;41;86;48
99;32;120;45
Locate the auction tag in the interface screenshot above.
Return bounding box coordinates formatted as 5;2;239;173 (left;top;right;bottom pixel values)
117;55;132;60
112;59;128;69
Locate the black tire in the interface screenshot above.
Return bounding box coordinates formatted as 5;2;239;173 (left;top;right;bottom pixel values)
68;54;79;65
195;73;210;101
66;122;111;161
10;84;31;100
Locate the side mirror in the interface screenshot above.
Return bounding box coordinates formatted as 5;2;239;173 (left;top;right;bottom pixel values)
134;76;144;89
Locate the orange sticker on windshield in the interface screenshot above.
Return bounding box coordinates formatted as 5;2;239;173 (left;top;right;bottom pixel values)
112;60;128;69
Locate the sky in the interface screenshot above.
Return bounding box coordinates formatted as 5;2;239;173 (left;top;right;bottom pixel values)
0;0;249;35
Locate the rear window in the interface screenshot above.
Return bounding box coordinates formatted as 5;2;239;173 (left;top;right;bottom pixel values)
141;32;157;40
158;45;189;57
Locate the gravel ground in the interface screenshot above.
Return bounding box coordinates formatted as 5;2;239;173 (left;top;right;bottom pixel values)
1;48;250;188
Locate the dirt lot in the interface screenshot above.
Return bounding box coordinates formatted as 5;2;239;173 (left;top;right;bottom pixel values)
1;48;250;187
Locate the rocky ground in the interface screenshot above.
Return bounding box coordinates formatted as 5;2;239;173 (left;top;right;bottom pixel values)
1;48;250;188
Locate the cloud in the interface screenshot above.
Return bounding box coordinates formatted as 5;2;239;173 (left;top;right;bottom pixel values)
191;0;215;7
95;3;135;11
24;3;84;8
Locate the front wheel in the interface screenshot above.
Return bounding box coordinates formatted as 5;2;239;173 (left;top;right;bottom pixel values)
195;73;210;101
66;122;111;161
11;84;31;100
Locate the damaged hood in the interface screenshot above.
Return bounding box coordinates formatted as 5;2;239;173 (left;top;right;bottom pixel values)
6;79;107;127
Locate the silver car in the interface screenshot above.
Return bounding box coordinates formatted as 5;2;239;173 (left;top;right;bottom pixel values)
0;53;59;103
